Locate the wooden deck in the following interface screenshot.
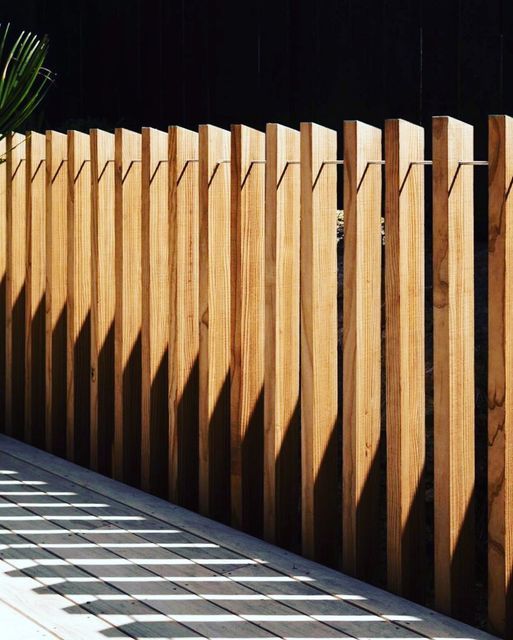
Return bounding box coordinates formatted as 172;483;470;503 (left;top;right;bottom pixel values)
0;434;496;640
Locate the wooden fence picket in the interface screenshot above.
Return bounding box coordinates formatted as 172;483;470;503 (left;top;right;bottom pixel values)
141;127;169;496
67;131;91;465
6;133;26;439
342;120;382;580
45;131;67;455
488;114;513;637
198;125;231;522
384;119;425;601
25;132;46;447
300;122;339;565
263;124;301;549
114;128;142;484
90;129;115;474
168;126;200;509
432;115;475;620
230;124;265;535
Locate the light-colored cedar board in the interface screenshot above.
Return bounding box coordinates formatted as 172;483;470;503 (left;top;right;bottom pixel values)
432;116;475;620
0;450;422;640
263;123;301;549
230;124;265;535
300;122;339;566
384;119;426;601
0;597;57;640
0;138;6;432
342;120;382;580
25;132;46;448
141;127;169;496
66;131;91;467
198;125;231;522
168;126;199;509
0;434;498;640
6;133;26;438
114;129;142;485
488;114;513;638
90;130;115;476
45;131;68;456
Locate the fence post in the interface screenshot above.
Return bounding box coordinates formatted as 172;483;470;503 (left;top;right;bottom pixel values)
90;129;115;475
384;119;425;601
67;131;91;466
6;133;26;438
198;125;231;521
263;124;301;548
168;126;199;509
141;127;169;496
432;115;475;619
25;132;46;447
488;114;513;637
45;131;67;455
0;137;5;432
230;124;265;535
342;120;382;579
300;122;338;565
114;128;142;484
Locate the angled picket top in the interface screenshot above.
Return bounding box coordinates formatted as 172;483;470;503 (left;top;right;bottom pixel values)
1;115;513;637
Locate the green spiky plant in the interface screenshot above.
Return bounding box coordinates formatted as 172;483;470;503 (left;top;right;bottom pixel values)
0;23;55;142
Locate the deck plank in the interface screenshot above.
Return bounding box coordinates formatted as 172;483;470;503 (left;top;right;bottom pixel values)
0;434;498;640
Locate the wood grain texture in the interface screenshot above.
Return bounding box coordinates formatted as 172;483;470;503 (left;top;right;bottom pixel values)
342;121;382;580
90;129;115;475
432;115;475;620
230;125;265;535
384;119;425;601
168;126;199;509
67;131;91;466
45;131;67;456
114;129;142;485
198;125;231;522
488;114;513;637
141;127;169;496
25;132;46;447
6;133;26;439
0;137;5;433
300;122;338;565
263;124;301;548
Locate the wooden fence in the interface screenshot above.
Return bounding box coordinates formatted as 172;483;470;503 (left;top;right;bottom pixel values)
0;116;511;637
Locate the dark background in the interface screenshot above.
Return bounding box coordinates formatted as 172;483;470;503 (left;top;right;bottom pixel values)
2;0;509;142
3;0;506;236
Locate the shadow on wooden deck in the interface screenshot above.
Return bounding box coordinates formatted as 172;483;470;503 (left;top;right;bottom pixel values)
0;434;498;640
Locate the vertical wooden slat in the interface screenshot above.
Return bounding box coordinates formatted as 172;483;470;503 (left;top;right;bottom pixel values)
263;124;301;548
198;125;231;522
169;126;199;509
488;114;513;637
342;120;382;579
230;124;265;535
25;131;46;447
45;131;67;455
432;115;475;619
385;119;425;601
0;137;6;432
300;122;338;565
114;129;142;484
6;133;26;438
141;127;169;496
90;129;115;475
67;131;91;465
